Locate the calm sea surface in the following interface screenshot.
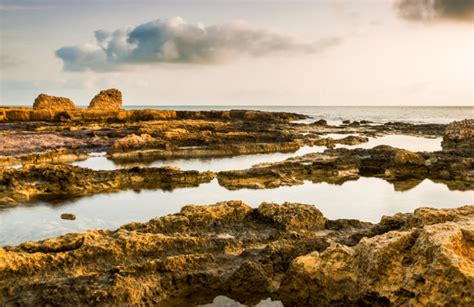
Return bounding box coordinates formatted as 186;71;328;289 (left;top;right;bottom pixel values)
124;105;473;125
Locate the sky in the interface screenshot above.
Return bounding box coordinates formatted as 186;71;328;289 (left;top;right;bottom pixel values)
0;0;473;106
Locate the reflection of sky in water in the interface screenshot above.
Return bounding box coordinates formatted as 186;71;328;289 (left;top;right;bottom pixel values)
72;135;441;171
200;296;282;307
337;135;442;152
1;178;472;246
72;146;327;171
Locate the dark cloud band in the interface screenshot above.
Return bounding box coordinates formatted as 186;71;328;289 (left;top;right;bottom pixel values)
394;0;474;22
56;17;341;72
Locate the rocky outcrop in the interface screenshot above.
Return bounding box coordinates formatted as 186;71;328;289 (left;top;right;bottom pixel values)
0;202;472;306
88;88;122;111
112;133;159;150
0;165;215;207
442;119;474;153
33;94;76;110
217;146;473;191
109;141;300;163
311;135;369;148
278;206;474;306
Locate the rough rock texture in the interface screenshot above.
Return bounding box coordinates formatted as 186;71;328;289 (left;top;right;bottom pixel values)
218;146;474;191
112;133;158;150
33;94;76;110
0;202;472;306
278;206;474;306
88;88;122;110
442;119;474;153
0;165;215;207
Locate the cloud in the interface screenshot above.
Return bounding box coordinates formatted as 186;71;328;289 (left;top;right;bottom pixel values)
0;55;24;69
394;0;474;22
56;17;342;72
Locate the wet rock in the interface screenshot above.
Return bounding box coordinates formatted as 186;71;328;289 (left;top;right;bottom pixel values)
0;203;471;305
88;88;122;111
311;119;327;126
342;120;351;124
0;165;215;207
60;213;76;220
442;119;474;153
33;94;76;110
217;146;473;191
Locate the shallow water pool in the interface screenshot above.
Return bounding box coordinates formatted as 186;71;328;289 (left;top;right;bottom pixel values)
72;135;441;171
0;177;471;246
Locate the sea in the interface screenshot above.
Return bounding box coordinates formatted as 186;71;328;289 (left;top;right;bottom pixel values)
123;105;474;125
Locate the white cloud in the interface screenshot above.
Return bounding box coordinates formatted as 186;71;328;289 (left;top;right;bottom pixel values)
56;17;342;72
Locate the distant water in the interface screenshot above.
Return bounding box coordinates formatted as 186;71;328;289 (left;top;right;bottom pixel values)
123;106;473;125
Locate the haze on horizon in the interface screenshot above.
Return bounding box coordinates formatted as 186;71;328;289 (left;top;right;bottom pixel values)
0;0;473;107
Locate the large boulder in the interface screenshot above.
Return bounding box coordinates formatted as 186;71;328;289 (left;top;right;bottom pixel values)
442;119;474;152
88;88;122;111
33;94;75;110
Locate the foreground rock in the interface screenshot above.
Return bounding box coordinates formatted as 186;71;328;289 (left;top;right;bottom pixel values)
88;88;122;110
0;202;472;305
33;93;76;110
0;165;214;207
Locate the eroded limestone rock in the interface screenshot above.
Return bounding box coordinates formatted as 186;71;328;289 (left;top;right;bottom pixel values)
0;165;215;207
0;203;472;306
33;94;76;110
442;119;474;153
88;88;122;111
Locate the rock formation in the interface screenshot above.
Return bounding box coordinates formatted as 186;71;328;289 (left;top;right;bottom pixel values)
33;93;76;110
442;119;474;153
88;88;122;110
0;202;472;306
217;146;473;191
0;165;215;207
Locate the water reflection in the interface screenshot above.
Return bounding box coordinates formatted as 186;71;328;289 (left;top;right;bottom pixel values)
337;135;441;152
72;146;326;171
0;178;471;246
200;296;283;307
72;135;441;171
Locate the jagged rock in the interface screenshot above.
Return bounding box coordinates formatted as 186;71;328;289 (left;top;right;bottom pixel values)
88;88;122;110
0;203;471;305
278;206;474;306
442;119;474;152
33;94;75;111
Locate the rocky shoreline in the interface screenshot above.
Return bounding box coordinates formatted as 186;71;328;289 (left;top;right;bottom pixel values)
0;202;472;305
0;90;473;306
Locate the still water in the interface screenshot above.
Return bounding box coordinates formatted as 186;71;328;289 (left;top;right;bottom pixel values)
72;135;442;171
1;177;472;246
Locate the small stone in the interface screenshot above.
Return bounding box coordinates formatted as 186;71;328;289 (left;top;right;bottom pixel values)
61;213;76;220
